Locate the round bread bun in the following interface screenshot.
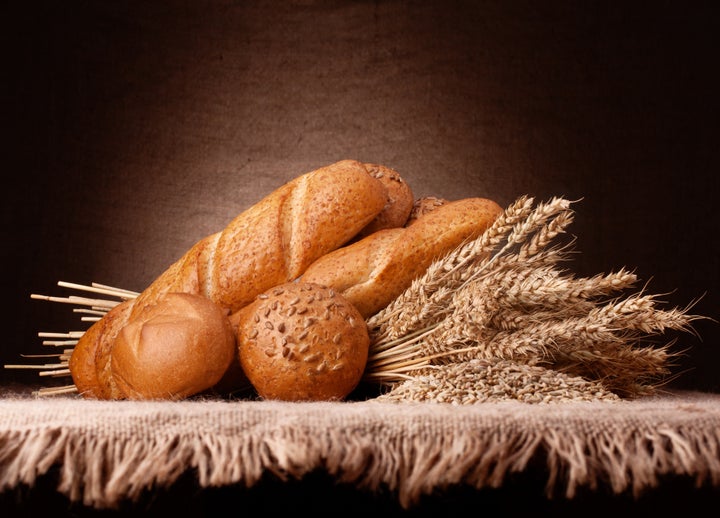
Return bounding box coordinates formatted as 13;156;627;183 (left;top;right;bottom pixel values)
111;292;236;400
235;282;370;401
356;163;414;238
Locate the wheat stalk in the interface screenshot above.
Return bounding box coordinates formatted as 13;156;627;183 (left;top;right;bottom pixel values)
374;359;621;404
8;282;137;396
366;195;537;342
364;196;705;399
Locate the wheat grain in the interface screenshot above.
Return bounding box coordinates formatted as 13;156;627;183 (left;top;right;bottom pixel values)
374;359;620;404
364;195;704;401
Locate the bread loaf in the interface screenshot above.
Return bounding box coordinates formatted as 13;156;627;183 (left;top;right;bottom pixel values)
234;282;370;401
110;292;236;400
406;196;448;225
132;159;390;316
355;164;414;238
69;160;393;399
300;197;503;318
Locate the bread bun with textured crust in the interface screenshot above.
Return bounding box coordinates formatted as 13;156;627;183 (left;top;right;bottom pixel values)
234;282;369;401
111;292;236;400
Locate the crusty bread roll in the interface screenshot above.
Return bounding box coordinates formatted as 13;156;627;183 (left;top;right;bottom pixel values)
300;197;503;318
234;282;370;401
70;160;393;399
69;293;237;400
355;164;414;238
111;292;236;400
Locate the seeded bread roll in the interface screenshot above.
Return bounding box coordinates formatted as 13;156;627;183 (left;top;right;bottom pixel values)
301;197;503;318
70;160;389;399
111;292;236;400
233;282;370;401
356;164;414;238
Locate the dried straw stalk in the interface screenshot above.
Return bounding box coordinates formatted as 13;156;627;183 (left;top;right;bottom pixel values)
364;196;704;400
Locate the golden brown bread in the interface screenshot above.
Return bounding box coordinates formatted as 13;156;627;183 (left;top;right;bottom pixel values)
69;299;133;399
234;282;370;401
69;160;392;399
406;196;448;226
300;197;503;318
71;294;238;400
111;292;236;400
131;159;390;316
355;164;414;238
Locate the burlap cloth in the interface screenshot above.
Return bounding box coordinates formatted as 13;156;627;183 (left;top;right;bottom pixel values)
1;388;719;510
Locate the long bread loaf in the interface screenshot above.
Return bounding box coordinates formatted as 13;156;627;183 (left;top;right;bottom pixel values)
69;159;391;398
300;197;503;318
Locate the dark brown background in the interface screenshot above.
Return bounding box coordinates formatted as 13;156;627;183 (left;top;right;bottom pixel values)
3;0;719;395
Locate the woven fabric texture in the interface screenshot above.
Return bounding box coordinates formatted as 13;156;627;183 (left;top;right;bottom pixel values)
1;389;719;510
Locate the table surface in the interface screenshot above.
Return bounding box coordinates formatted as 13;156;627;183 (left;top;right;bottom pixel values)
2;387;720;516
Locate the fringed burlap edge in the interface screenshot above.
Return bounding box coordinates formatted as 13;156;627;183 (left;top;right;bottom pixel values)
1;390;719;509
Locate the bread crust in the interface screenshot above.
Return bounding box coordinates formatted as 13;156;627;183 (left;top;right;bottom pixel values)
406;196;448;226
69;299;133;399
356;163;414;238
132;159;389;316
111;292;235;400
235;282;369;401
301;197;503;318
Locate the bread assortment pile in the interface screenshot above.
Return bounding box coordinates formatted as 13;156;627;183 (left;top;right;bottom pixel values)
68;160;502;401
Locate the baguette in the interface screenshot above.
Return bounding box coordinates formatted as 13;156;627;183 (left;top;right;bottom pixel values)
300;197;503;318
69;159;392;399
132;159;390;316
